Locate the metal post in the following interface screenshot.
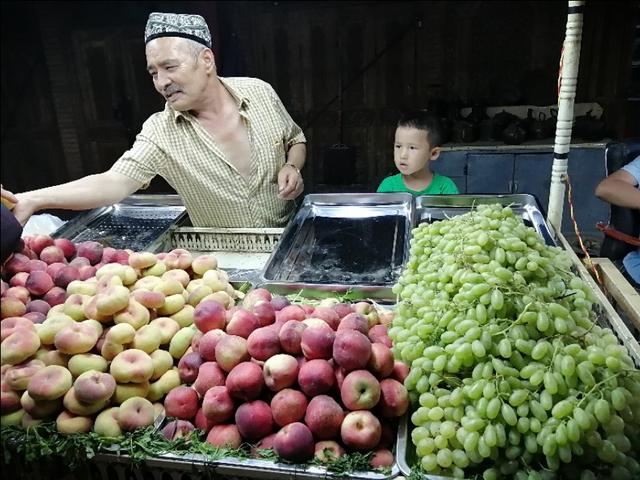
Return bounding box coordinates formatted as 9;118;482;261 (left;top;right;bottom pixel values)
547;0;585;234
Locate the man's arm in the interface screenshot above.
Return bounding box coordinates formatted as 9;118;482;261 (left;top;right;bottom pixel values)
285;142;306;172
278;143;306;200
595;169;640;210
13;171;143;224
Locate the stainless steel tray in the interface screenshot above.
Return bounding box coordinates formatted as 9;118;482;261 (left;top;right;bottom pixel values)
262;193;414;287
93;450;401;480
256;281;396;304
52;195;186;252
415;194;556;246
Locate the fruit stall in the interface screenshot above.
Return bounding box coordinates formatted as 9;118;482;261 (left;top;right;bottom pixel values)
1;190;639;480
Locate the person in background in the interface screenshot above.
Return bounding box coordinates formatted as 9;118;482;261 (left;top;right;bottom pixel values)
377;110;459;196
0;186;22;264
595;156;640;285
5;12;306;229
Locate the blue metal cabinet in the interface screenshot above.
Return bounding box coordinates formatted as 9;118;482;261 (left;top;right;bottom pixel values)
513;153;554;214
467;153;515;194
435;151;467;193
562;148;609;235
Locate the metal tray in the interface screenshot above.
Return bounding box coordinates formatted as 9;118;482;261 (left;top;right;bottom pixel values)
256;281;396;304
262;193;415;287
394;243;640;480
415;194;556;246
52;195;186;252
92;450;401;480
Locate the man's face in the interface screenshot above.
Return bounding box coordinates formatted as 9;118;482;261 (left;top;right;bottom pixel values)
145;37;210;111
393;126;440;176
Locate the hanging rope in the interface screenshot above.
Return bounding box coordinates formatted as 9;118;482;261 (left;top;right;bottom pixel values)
564;173;604;286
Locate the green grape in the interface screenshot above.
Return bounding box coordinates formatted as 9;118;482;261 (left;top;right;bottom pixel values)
597;439;617;463
486;397;501;419
608;433;631;453
498;338;512;358
434;434;448;449
554;316;568;334
417;437;436;456
436;448;453;468
555;423;567;445
501;403;518;426
477;436;491;458
561;355;576;377
463;431;480;452
483;424;497;447
419;393;437;408
594;399;611;424
451;449;469;468
428;406;445;421
516;416;530;434
611;388;627;411
529;417;542;433
421;453;438;471
558;444;572;463
604;414;624;434
483;467;499;480
574;407;591;430
566;419;581;442
542;434;557;456
540;390;553;411
472;340;487;358
461;416;485;432
577;361;596;386
509;389;529;407
440;421;456;439
530;369;545;386
491;289;504;310
544;372;559;395
532;341;551;360
551;400;573;419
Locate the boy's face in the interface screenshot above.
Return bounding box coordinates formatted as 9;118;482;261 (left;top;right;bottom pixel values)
393;126;440;176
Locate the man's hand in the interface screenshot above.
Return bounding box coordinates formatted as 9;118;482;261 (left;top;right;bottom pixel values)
0;184;18;208
595;169;640;210
2;185;37;225
12;193;39;225
277;164;304;200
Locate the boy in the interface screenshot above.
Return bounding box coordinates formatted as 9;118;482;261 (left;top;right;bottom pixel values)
377;110;459;195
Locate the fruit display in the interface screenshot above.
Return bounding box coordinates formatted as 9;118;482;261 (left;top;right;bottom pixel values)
1;234;243;435
1;233;407;476
389;204;640;479
159;288;405;467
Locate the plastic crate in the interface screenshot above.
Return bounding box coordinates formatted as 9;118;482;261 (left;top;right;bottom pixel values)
169;227;283;254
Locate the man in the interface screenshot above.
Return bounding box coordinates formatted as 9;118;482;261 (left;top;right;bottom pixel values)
1;186;22;264
595;156;640;284
4;12;306;228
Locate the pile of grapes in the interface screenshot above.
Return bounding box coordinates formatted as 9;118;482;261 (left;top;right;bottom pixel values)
388;204;640;480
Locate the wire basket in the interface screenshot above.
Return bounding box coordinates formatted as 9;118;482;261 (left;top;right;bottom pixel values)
169;227;283;254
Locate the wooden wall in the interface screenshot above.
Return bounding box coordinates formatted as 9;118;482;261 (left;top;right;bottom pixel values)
1;1;637;199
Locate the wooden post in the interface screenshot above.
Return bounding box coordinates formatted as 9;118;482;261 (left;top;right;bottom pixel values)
547;1;585;233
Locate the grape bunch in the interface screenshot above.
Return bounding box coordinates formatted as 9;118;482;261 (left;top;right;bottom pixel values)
388;204;640;479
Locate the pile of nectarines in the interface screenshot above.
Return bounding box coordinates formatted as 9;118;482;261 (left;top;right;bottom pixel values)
160;288;408;468
1;234;243;436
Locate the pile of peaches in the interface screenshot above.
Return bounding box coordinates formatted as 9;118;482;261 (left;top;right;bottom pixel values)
1;234;409;469
1;234;241;435
161;287;409;466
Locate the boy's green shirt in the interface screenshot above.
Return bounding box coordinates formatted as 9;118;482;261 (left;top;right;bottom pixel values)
376;173;459;195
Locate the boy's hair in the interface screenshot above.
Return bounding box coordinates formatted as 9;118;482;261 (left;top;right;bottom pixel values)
396;110;444;148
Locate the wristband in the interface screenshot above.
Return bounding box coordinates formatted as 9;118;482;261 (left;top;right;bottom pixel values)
283;163;301;175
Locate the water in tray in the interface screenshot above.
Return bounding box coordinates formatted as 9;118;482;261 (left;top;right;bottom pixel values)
283;216;405;284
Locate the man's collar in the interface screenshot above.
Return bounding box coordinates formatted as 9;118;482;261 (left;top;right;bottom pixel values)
167;77;250;122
